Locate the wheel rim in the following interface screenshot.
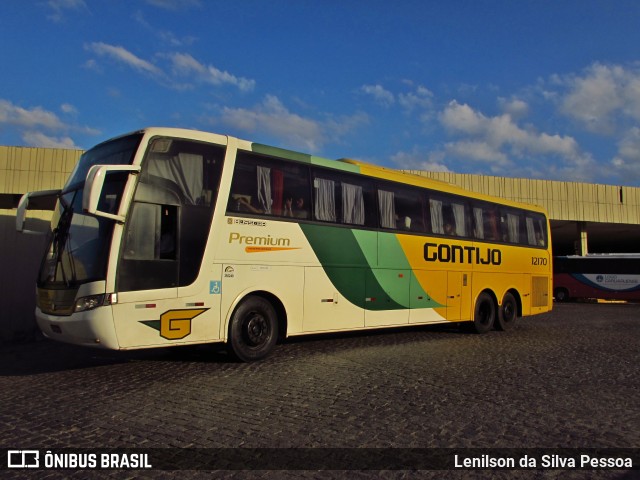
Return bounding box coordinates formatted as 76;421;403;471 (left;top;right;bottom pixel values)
503;302;515;323
243;312;270;347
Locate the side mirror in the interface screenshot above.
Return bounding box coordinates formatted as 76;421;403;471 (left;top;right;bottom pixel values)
16;189;61;234
83;165;141;222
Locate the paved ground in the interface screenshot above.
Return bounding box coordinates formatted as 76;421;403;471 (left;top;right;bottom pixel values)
0;303;638;479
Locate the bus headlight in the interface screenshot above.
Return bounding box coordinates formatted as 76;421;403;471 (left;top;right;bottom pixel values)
74;294;107;313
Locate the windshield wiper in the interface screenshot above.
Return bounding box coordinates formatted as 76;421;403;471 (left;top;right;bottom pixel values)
50;200;74;287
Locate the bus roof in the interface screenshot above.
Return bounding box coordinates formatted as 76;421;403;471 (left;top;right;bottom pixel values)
123;127;549;216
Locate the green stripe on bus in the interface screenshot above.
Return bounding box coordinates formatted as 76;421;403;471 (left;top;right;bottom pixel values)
300;224;374;308
251;143;314;163
251;143;361;173
300;224;441;310
369;232;443;309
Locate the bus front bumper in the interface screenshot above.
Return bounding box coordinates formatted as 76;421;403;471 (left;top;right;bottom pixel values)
36;306;120;349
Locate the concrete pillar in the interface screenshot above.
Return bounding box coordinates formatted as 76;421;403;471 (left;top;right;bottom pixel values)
577;222;588;255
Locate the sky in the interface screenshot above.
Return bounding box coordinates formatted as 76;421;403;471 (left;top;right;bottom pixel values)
3;1;640;186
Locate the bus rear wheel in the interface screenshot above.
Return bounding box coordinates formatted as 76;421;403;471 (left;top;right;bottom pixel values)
228;295;278;362
473;292;496;334
495;292;518;331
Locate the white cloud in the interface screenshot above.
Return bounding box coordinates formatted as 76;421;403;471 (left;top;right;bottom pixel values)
133;10;196;47
159;30;197;48
84;45;255;94
611;127;640;182
442;101;577;156
217;95;366;153
85;42;163;76
167;52;202;74
21;131;80;149
617;127;640;160
541;62;640;182
168;53;255;92
0;99;98;148
440;101;485;135
46;0;88;22
391;147;451;173
559;63;640;135
82;58;101;73
323;112;370;141
145;0;202;9
560;64;625;134
0;100;65;129
60;103;78;115
398;86;433;112
219;95;324;151
360;84;395;107
444;140;510;167
360;83;434;113
499;97;529;119
439;100;595;178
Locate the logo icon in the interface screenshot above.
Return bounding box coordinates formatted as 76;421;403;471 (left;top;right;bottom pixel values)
8;450;40;468
210;280;222;294
140;308;208;340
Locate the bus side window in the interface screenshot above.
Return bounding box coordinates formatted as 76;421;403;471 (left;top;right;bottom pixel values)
500;210;522;244
123;203;177;261
471;202;499;240
228;152;311;220
312;169;376;227
281;163;310;220
313;176;337;222
119;202;179;291
227;154;263;214
283;193;309;219
526;214;546;247
377;184;427;232
472;206;484;239
428;194;467;237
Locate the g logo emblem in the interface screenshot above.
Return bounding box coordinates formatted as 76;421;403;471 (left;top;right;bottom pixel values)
159;309;207;340
141;308;208;340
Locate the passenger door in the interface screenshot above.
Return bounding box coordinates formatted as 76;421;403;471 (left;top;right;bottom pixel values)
446;271;472;321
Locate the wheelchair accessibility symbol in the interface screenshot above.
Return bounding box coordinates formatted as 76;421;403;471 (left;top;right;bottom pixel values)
210;280;222;295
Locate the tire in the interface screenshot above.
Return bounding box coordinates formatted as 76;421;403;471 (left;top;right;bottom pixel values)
473;292;496;334
227;295;278;362
554;288;569;302
495;292;518;331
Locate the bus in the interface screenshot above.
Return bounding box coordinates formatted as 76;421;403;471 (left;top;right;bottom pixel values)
553;254;640;302
17;128;552;361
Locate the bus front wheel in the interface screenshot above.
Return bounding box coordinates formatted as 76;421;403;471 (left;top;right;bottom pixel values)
228;295;279;362
495;292;518;331
473;292;496;334
554;288;569;302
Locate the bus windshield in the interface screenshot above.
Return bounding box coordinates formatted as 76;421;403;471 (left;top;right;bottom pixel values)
38;134;142;288
64;133;143;192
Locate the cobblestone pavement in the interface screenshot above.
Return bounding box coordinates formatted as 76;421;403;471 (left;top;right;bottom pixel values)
0;303;638;479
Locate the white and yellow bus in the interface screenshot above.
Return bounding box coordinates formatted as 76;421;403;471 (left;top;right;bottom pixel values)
17;128;552;361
